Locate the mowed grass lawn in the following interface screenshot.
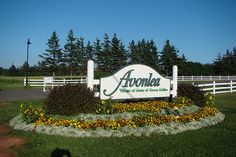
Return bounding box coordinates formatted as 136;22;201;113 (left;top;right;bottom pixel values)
0;76;86;89
0;93;236;157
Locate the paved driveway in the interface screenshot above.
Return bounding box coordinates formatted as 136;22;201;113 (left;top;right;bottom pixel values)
0;88;48;102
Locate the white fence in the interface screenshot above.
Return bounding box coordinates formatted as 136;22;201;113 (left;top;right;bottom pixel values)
24;76;87;92
178;75;236;81
194;81;236;94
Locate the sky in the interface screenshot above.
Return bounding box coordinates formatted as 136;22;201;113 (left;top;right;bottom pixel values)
0;0;236;68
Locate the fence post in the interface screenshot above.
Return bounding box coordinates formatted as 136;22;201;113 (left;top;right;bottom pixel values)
230;80;232;93
52;79;54;89
182;75;184;81
24;77;26;87
87;60;94;90
43;81;46;92
219;76;221;80
63;79;65;85
210;76;212;80
213;81;216;94
172;65;178;98
191;75;193;80
201;75;202;80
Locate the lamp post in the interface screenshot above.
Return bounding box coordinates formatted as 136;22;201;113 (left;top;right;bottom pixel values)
26;38;31;87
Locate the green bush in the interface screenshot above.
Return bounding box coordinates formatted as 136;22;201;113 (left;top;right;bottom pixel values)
177;84;205;107
172;96;193;105
20;102;44;124
204;93;215;106
43;84;99;115
96;99;117;114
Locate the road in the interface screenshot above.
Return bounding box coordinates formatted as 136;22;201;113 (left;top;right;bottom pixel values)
0;88;48;102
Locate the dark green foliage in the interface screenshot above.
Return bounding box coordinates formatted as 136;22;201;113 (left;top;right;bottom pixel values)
101;33;112;73
4;29;236;76
177;83;205;107
213;48;236;75
111;34;127;71
43;84;99;115
64;30;79;75
128;39;159;71
160;40;178;76
8;63;19;76
39;31;63;75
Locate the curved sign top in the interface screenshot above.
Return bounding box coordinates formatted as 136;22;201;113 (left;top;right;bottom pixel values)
100;64;170;100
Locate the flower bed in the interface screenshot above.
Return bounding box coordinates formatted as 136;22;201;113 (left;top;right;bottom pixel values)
33;106;218;130
9;97;225;137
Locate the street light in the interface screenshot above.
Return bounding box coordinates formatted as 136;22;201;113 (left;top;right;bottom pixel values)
26;38;31;87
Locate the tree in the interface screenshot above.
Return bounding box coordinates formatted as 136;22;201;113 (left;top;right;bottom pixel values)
39;31;63;75
64;30;78;75
144;40;159;70
85;41;94;60
94;38;102;66
128;40;139;64
101;33;112;73
213;53;224;75
212;48;236;75
8;63;18;76
77;37;87;74
19;61;29;76
160;40;178;76
0;67;3;75
111;33;127;71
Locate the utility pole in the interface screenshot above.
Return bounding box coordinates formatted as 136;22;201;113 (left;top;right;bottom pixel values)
26;38;31;87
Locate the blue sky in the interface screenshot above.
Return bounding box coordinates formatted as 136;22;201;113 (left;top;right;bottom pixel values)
0;0;236;68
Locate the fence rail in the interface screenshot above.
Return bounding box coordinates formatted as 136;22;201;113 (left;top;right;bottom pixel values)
24;77;87;92
178;75;236;81
194;81;236;94
25;76;236;95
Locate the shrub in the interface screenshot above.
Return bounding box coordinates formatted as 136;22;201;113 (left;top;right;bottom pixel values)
20;103;44;124
204;93;215;106
96;99;116;114
43;84;99;115
172;96;193;105
177;84;205;107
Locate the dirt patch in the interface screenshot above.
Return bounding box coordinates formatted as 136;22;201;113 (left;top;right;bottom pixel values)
0;124;26;157
0;124;11;135
0;102;11;108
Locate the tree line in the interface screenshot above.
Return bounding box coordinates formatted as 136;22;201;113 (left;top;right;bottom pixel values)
1;30;236;77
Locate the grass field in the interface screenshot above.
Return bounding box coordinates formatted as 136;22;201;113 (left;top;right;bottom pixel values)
0;93;236;157
0;76;86;89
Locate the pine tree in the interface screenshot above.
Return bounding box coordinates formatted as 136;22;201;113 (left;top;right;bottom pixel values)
8;63;18;76
111;34;127;71
94;38;103;70
128;40;139;64
101;33;112;73
85;41;94;60
137;39;146;64
143;40;159;70
213;53;224;75
39;31;63;75
160;40;178;76
64;30;78;75
20;61;29;76
78;37;87;74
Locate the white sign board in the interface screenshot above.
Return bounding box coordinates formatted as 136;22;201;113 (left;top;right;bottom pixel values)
44;77;53;83
100;64;170;100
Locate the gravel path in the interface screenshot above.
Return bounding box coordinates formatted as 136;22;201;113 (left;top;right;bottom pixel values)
0;88;48;102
